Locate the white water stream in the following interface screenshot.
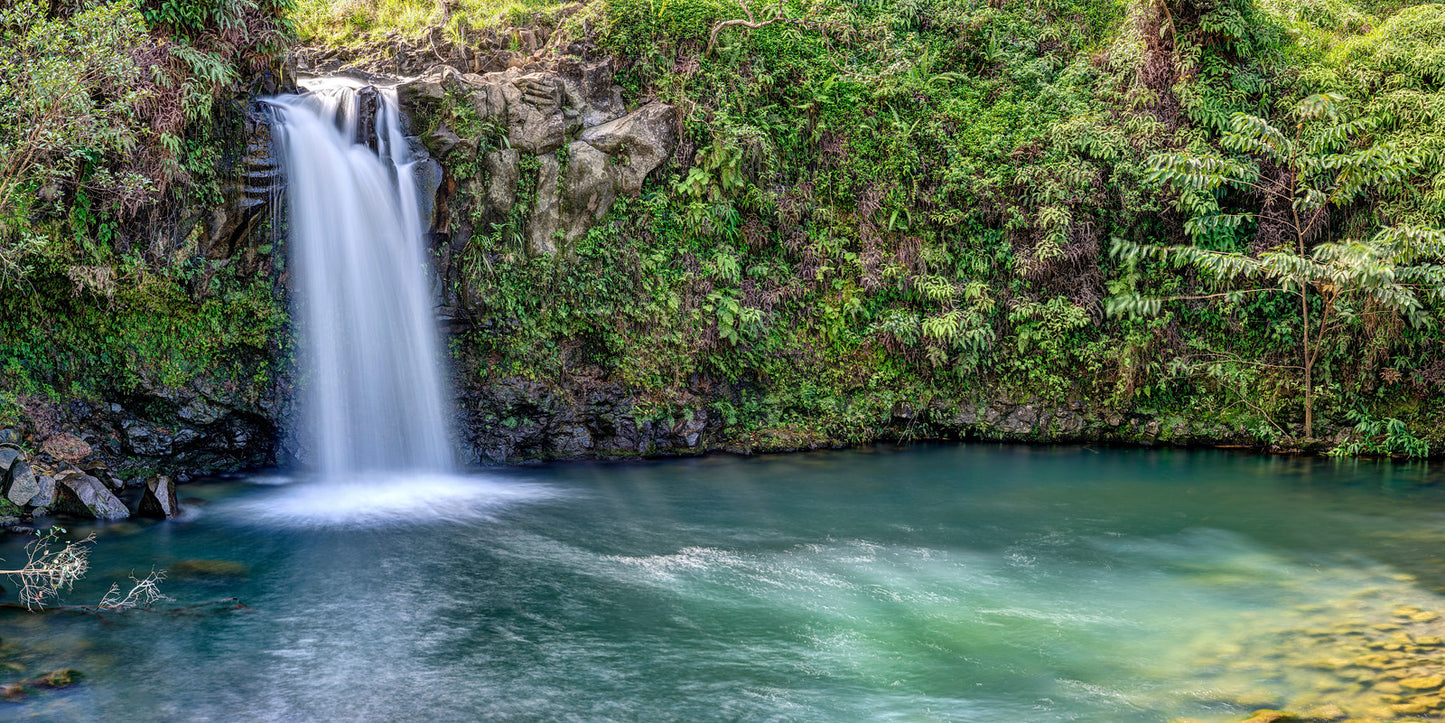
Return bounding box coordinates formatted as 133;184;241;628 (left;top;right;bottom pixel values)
267;78;453;482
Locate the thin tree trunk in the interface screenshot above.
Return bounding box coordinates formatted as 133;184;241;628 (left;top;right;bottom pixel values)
1290;174;1314;439
1302;285;1313;438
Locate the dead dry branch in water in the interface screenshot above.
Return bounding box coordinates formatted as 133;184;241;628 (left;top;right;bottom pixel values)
0;528;240;616
98;569;172;611
0;530;94;610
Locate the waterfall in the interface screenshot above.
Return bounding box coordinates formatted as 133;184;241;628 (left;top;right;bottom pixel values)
266;78;452;478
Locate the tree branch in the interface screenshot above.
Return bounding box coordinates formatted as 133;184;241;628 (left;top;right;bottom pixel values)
0;597;244;617
706;1;806;56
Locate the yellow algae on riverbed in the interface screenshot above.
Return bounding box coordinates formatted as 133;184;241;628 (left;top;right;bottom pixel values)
1401;675;1445;690
1164;562;1445;722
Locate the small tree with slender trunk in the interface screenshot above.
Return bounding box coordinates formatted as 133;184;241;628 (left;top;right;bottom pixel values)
1109;93;1445;438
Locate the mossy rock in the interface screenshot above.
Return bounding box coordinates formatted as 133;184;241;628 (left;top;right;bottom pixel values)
1400;675;1445;691
1240;711;1300;723
30;669;81;688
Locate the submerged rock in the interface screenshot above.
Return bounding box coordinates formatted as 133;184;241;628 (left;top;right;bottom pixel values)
52;471;129;520
168;559;249;578
137;476;180;519
1239;712;1295;723
1400;675;1444;690
0;669;85;701
1300;703;1345;720
27;669;81;688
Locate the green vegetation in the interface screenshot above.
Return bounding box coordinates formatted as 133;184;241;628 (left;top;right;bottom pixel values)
435;0;1445;453
3;0;1444;458
0;0;293;423
291;0;565;46
1113;93;1445;436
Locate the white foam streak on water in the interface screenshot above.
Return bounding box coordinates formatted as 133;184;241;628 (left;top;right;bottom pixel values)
267;78;452;479
227;473;558;528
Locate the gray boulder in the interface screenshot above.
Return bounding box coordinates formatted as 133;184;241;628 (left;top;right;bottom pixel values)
2;459;39;507
137;475;180;519
84;465;123;492
53;471;130;520
555;140;617;247
576;58;626;127
459;74;507;118
521;107;675;255
0;446;19;474
505;74;566;153
528;152;563;255
484;149;520;214
578;102;677;194
428;124;463;158
396;70;447;110
31;475;56;511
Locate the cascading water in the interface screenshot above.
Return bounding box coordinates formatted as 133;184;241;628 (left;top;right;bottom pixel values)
267;78;452;479
240;77;555;526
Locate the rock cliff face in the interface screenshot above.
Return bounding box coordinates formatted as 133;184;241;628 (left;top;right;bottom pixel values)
373;53;704;463
455;372;1310;464
362;52;1281;464
458;376;725;464
394;59;677;257
13;45;687;480
2;95;295;496
5;371;289;489
200;105;285;268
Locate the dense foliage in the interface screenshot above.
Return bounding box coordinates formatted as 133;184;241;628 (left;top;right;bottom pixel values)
4;0;1444;457
291;0;564;46
424;0;1445;453
1114;93;1445;437
0;0;293;424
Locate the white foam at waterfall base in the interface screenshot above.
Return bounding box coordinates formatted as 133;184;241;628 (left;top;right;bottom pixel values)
226;473;558;528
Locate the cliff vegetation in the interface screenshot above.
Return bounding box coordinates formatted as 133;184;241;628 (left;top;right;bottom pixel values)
3;0;1445;472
